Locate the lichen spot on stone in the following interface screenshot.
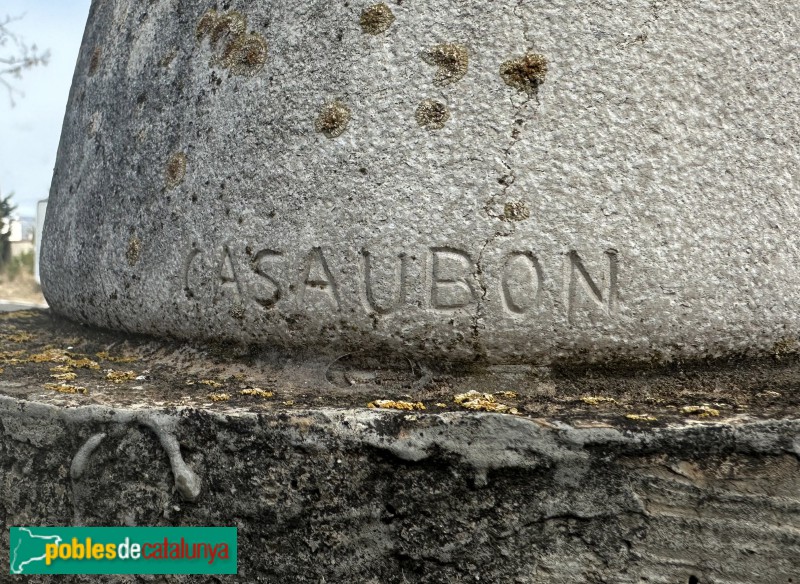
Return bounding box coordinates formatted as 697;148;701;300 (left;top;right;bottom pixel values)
196;9;218;40
88;47;101;76
503;201;530;222
500;53;548;96
421;43;469;86
416;99;450;130
197;10;267;76
126;238;141;267
166;152;187;190
360;3;395;35
222;33;268;76
315;101;352;139
211;11;247;46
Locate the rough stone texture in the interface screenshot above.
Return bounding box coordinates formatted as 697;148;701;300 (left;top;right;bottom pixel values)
2;396;800;583
1;311;800;582
40;0;800;364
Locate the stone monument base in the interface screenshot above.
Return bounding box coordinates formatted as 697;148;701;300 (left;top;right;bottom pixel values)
1;311;799;582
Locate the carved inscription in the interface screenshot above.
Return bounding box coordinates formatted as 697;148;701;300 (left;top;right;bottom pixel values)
360;250;408;315
300;247;340;310
218;245;243;298
566;250;618;323
252;249;282;308
429;247;478;310
501;252;543;315
183;245;619;323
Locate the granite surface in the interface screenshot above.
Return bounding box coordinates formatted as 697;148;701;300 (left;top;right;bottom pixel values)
41;0;800;364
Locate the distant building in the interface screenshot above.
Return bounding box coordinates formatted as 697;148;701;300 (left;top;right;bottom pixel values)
1;215;35;258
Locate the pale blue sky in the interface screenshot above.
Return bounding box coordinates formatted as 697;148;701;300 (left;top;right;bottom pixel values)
0;0;91;217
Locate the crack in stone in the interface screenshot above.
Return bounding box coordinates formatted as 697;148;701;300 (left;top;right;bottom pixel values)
514;0;533;47
471;226;515;351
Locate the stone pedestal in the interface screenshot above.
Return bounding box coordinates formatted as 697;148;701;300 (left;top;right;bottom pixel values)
20;0;800;580
40;0;800;365
1;312;799;582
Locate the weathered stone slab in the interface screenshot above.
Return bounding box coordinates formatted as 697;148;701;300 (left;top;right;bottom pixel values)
3;396;800;583
41;1;800;364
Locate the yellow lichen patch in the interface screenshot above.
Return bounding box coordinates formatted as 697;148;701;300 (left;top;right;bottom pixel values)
421;43;469;86
436;403;448;408
240;388;274;398
26;349;71;363
503;201;531;222
495;391;519;399
500;52;548;96
196;9;218;39
5;332;35;343
415;99;450;130
50;365;73;374
221;33;268;76
625;414;658;422
96;351;138;364
454;391;518;414
196;9;268;76
51;372;78;382
165;152;187;190
315;101;351;139
199;379;224;388
106;370;138;384
0;367;4;374
211;11;247;45
368;400;426;411
581;396;617;406
126;237;141;266
283;400;295;406
45;383;88;395
360;3;395;35
209;393;231;402
681;405;720;418
1;350;27;363
69;358;100;370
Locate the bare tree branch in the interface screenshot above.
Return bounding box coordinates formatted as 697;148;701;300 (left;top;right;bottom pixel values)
0;14;50;106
